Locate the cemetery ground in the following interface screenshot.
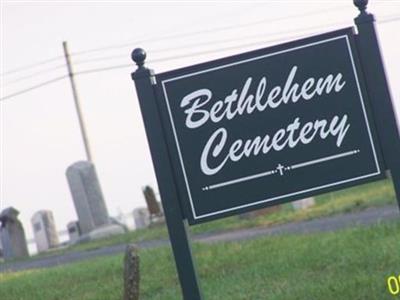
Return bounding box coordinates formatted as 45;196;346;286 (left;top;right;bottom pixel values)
22;178;399;256
0;178;399;299
0;220;399;299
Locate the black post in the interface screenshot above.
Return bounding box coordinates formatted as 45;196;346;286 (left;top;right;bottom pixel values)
131;48;203;299
353;0;400;209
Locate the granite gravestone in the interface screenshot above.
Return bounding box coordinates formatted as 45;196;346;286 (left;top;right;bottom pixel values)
0;207;29;260
0;237;3;259
239;205;281;219
31;210;59;253
67;221;81;244
142;186;161;216
132;208;150;229
292;197;316;210
66;161;110;234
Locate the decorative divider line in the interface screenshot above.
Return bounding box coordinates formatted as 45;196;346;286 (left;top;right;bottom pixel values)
290;149;360;170
203;169;278;191
202;149;360;191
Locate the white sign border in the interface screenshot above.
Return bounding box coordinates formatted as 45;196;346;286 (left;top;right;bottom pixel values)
161;34;381;220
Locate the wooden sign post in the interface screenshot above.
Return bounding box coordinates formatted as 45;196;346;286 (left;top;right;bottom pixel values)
130;1;399;298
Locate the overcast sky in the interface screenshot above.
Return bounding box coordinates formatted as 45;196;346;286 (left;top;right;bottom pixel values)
1;0;400;242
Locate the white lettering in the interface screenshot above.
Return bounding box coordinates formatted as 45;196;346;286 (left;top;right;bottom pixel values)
181;66;347;129
200;114;350;175
181;89;212;129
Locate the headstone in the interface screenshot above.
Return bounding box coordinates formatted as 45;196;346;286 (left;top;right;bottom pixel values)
142;186;161;216
31;210;59;252
123;244;140;300
68;220;125;245
67;221;81;244
0;237;3;259
132;208;150;229
239;205;281;219
66;161;110;234
292;197;316;211
110;217;129;233
0;207;29;260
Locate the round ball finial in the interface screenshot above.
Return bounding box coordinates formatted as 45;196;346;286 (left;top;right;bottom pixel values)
353;0;368;12
131;48;146;68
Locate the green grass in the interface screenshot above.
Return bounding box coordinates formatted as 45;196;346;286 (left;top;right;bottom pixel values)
1;220;399;300
192;177;397;234
4;178;396;262
66;225;168;253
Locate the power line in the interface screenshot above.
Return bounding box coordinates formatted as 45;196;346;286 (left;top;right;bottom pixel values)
1;5;345;77
74;18;356;75
0;75;67;101
75;33;315;76
3;8;397;80
5;14;400;86
70;5;346;57
78;19;351;66
2;31;298;100
4;28;310;84
0;28;341;101
0;56;64;77
379;16;400;24
8;14;400;86
3;64;66;86
1;17;399;102
1;31;316;101
3;13;351;86
71;22;340;65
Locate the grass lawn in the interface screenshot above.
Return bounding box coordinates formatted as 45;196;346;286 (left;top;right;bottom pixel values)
1;177;396;263
0;220;399;299
45;178;398;255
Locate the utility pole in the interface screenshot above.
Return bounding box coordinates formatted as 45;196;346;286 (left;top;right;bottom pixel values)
63;41;92;162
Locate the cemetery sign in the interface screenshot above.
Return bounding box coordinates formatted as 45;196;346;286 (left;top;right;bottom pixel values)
155;27;383;223
131;2;400;299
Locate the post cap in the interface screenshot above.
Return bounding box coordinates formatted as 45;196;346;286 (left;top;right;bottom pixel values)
131;48;147;68
353;0;368;12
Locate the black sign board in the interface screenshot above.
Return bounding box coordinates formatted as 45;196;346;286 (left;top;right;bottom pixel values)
155;27;383;224
131;3;399;298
